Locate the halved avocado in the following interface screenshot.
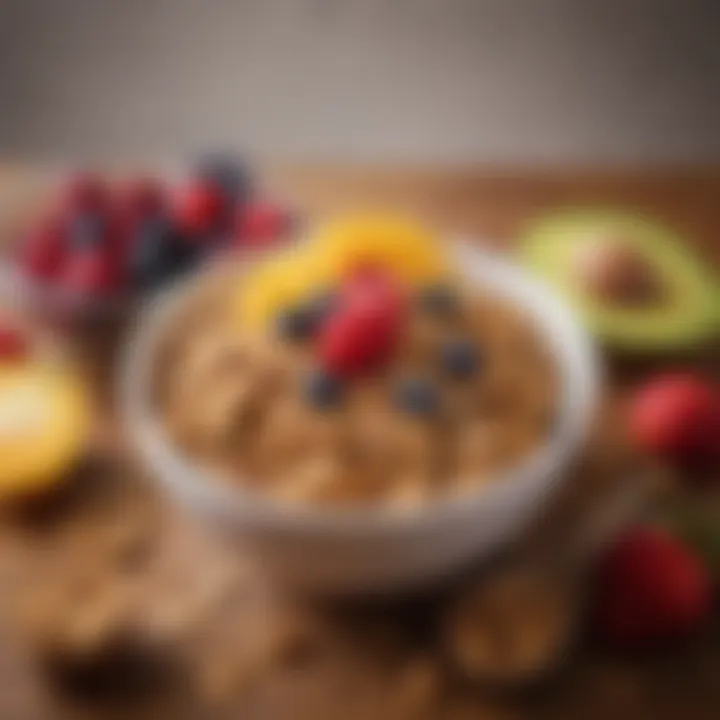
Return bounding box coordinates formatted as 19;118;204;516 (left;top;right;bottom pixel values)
520;209;719;350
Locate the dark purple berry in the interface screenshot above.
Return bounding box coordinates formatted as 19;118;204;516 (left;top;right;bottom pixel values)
194;152;252;205
276;306;315;342
304;368;343;409
68;213;107;250
419;284;459;318
129;217;197;290
394;377;439;416
307;290;340;325
440;338;480;379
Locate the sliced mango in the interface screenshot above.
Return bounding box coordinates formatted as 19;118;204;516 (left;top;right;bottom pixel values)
0;364;89;498
237;249;335;330
310;214;450;285
235;214;451;331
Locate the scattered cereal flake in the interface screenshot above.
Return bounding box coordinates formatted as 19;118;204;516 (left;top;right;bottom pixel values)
444;567;577;685
271;456;345;504
385;474;434;511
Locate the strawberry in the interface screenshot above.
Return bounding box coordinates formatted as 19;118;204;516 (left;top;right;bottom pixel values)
235;201;291;247
628;374;719;469
172;180;226;238
595;526;712;648
21;216;66;280
319;268;405;376
102;205;135;270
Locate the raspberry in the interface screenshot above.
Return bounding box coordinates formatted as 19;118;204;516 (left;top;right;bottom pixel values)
319;310;384;376
319;270;405;377
172;180;226;237
21;217;66;280
60;249;119;296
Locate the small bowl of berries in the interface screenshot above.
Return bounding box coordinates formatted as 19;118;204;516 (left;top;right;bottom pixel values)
8;154;295;332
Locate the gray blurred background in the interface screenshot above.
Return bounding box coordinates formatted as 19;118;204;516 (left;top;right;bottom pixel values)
1;0;719;164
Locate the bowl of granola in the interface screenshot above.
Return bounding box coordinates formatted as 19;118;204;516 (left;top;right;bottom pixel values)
121;215;600;594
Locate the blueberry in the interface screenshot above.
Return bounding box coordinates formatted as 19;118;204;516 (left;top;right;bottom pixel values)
304;369;343;409
68;213;106;250
306;290;340;325
419;284;459;318
394;377;440;416
276;292;339;342
276;306;315;342
194;152;252;204
440;338;480;379
129;217;197;290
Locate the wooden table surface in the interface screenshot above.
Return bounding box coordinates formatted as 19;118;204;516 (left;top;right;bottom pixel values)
0;165;718;720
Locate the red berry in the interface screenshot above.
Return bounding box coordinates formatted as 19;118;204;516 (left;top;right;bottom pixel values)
104;206;135;263
342;264;405;309
59;250;119;296
319;310;390;377
0;327;29;360
235;201;291;246
21;217;66;280
172;180;225;237
628;374;719;468
119;178;165;218
61;172;108;213
595;526;712;647
319;270;405;377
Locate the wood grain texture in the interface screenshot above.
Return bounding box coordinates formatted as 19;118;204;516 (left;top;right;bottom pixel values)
0;166;718;719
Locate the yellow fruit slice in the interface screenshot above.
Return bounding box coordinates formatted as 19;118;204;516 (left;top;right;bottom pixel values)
236;215;451;331
310;214;450;285
237;249;334;330
0;364;89;498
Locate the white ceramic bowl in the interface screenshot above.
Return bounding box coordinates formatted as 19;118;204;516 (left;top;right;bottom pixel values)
120;240;601;595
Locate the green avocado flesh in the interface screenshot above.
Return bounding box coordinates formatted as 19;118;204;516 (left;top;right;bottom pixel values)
520;210;719;350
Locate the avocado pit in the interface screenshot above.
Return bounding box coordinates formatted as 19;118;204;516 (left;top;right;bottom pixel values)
571;232;667;307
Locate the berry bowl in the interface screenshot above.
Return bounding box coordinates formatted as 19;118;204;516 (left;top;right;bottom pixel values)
5;160;295;333
120;239;601;595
